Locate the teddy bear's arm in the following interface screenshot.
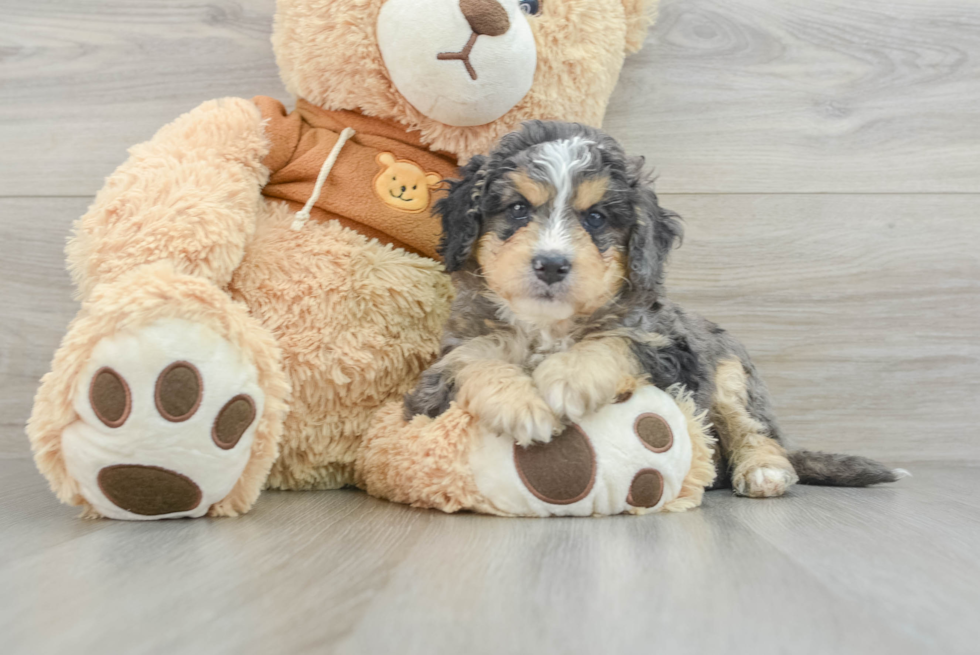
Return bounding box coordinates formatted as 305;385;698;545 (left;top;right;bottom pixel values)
66;98;271;300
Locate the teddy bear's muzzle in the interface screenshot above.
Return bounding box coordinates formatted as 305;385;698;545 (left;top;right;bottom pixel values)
377;0;537;127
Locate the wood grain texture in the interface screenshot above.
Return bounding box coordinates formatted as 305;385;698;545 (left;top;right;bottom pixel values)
0;198;81;458
2;457;978;655
0;0;287;196
3;195;976;461
662;193;980;462
607;0;980;193
1;0;979;194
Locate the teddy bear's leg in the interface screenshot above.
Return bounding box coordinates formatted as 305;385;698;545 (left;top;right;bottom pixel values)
28;97;290;518
356;401;498;514
229;212;455;491
29;264;289;519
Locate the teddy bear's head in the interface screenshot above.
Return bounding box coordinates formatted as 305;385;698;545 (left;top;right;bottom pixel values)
273;0;657;160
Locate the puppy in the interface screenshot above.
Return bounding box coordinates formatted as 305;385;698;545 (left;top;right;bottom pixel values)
406;121;902;498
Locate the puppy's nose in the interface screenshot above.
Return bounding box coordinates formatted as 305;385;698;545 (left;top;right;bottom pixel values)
532;254;571;285
460;0;510;37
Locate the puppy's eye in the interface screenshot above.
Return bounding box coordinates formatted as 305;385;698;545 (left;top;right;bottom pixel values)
519;0;541;16
507;202;531;222
584;210;606;230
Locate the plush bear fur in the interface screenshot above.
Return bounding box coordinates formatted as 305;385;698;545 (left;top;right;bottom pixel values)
28;0;661;518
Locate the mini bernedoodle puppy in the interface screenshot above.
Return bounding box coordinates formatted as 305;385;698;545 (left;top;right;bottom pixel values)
405;121;903;498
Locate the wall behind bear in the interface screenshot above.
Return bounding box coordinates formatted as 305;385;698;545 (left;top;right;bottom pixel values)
1;0;977;462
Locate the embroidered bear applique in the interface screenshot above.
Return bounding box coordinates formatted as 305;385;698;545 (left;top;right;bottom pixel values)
373;152;442;213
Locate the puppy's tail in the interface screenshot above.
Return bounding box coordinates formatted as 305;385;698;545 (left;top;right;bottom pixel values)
788;450;910;487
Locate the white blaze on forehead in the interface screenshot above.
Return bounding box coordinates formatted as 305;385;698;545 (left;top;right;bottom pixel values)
534;137;595;252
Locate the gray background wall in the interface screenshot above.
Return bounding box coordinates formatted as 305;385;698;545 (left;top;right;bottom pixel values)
2;0;977;463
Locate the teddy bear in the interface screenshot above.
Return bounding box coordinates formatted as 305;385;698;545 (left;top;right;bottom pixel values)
27;0;668;520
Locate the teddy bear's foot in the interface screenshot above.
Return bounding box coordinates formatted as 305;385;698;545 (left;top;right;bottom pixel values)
469;385;712;516
60;318;268;520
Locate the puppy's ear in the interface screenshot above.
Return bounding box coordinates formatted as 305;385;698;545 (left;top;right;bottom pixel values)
627;157;683;293
435;155;488;272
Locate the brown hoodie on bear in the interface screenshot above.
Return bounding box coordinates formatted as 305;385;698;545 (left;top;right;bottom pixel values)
256;97;458;259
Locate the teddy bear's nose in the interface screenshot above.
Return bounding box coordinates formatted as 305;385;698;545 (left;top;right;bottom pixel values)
459;0;510;37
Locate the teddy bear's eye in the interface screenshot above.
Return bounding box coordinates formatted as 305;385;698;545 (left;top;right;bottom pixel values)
392;176;397;180
412;185;417;190
519;0;541;15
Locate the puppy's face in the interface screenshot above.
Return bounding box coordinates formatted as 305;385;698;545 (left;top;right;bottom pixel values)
438;121;682;323
476;138;630;320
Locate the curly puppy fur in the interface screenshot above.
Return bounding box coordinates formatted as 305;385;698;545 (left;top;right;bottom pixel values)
405;121;902;498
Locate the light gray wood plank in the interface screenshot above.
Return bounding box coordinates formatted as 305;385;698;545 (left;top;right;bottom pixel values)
727;478;980;651
2;458;978;655
0;0;287;197
2;194;978;461
0;197;81;458
3;0;980;196
607;0;980;193
662;192;980;462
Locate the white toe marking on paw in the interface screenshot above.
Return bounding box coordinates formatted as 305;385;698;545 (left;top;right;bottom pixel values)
742;466;795;498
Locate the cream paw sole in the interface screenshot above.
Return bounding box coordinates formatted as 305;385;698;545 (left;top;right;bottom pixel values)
62;318;265;520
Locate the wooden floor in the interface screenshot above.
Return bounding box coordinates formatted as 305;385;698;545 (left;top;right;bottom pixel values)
2;457;978;655
2;0;979;652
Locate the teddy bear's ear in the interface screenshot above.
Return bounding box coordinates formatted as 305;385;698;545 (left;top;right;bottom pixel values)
435;155;489;272
623;0;658;54
425;173;442;187
377;152;397;167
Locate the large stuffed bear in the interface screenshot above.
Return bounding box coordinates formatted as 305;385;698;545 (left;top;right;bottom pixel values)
28;0;666;519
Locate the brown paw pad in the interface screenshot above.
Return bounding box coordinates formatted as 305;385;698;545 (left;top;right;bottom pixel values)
90;367;132;428
97;464;202;516
627;469;665;508
212;394;256;450
514;425;596;505
155;361;203;422
634;413;673;453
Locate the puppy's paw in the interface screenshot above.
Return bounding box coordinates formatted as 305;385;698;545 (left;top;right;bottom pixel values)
533;351;621;422
474;390;560;446
457;364;560;445
733;466;798;498
496;394;563;447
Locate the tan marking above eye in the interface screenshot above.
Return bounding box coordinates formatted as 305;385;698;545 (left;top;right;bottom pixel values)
573;176;610;212
508;170;552;207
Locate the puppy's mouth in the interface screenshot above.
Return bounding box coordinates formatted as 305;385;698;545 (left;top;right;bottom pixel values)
506;279;576;321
